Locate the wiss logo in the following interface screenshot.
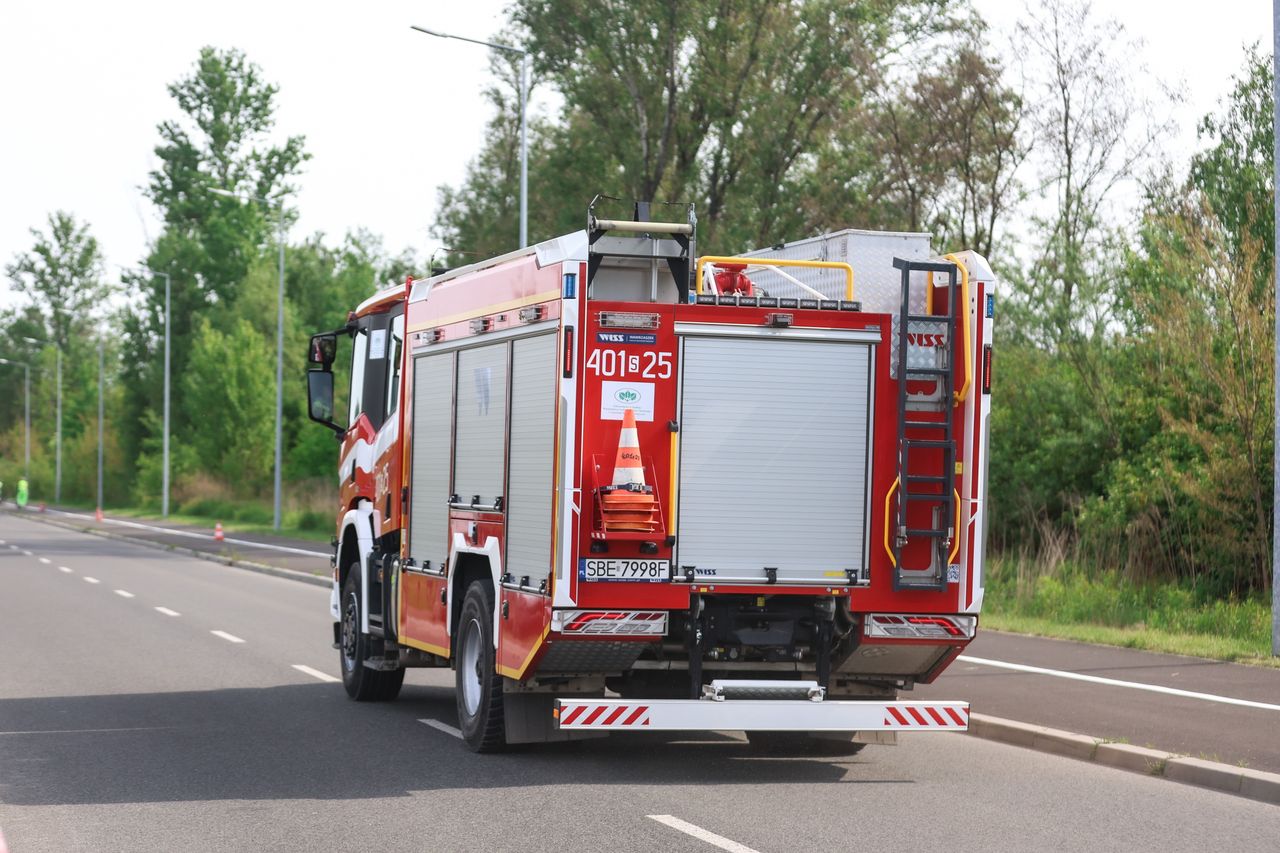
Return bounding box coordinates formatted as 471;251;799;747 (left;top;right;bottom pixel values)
598;333;626;343
907;333;946;347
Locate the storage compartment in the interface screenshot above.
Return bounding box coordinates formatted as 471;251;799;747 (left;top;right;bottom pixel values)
675;330;875;584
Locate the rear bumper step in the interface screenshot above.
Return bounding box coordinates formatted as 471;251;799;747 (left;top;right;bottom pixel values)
553;698;969;732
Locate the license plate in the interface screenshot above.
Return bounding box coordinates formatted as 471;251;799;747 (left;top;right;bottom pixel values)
578;558;669;582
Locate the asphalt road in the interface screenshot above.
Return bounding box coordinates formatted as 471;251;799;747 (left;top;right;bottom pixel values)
19;504;1280;775
1;514;1276;852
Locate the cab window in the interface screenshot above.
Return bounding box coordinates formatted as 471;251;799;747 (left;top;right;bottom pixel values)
348;329;368;425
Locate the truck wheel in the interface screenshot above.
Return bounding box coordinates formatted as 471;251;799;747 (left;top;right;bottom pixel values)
745;731;866;757
339;566;405;702
455;581;507;752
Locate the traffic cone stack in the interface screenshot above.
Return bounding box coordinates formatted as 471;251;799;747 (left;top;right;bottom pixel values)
214;522;225;542
598;409;660;533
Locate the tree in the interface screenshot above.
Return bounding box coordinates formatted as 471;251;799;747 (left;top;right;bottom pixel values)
182;318;275;491
436;0;961;256
121;46;309;494
4;211;111;349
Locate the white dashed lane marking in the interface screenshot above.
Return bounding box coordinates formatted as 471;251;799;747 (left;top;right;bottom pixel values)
210;630;245;644
154;607;180;617
38;557;50;565
647;816;762;853
83;577;100;584
292;664;340;683
58;566;72;574
113;590;135;599
418;719;463;739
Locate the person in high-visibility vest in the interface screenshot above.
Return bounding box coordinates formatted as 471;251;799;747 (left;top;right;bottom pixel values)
16;478;29;508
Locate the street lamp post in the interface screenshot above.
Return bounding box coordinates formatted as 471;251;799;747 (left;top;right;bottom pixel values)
0;358;31;478
209;187;287;530
124;268;173;517
21;336;60;503
97;342;104;514
411;24;528;248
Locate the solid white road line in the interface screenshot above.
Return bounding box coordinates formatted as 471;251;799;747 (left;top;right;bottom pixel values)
292;664;340;683
58;566;72;573
154;607;181;617
210;630;245;644
647;815;761;853
38;557;50;564
43;506;329;558
418;719;463;739
957;655;1280;713
83;576;100;584
113;589;135;599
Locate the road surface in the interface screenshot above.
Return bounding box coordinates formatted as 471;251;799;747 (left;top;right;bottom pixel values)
1;513;1275;852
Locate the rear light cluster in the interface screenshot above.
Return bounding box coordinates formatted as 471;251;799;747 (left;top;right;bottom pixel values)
551;610;668;636
695;294;861;311
864;614;976;640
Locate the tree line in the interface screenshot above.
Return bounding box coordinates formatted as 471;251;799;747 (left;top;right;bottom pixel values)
0;0;1273;596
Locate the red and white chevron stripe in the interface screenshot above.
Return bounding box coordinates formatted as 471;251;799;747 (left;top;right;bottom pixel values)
559;702;651;728
883;704;969;729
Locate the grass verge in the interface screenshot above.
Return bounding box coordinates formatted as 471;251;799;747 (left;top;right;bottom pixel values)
984;556;1278;667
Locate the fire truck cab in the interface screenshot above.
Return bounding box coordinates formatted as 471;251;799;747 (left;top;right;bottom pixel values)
306;199;994;752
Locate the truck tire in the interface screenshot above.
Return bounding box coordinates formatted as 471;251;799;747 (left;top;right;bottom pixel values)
744;731;866;757
339;565;405;702
455;581;507;752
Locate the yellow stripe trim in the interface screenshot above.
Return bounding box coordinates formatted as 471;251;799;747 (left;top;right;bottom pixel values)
668;431;680;536
495;623;551;680
399;635;449;658
406;290;560;333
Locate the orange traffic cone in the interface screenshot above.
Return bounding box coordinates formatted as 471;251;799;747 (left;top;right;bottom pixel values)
599;409;660;533
94;507;103;523
214;522;224;542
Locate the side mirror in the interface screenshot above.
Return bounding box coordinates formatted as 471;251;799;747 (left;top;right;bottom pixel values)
308;332;339;368
307;369;343;435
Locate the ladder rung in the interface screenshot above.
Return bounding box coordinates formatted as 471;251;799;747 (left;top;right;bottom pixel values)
905;440;952;449
904;529;949;538
906;475;948;484
905;493;950;502
907;314;953;322
904;420;948;428
905;367;950;376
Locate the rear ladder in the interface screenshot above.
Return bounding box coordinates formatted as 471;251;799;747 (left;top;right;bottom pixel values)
891;257;961;591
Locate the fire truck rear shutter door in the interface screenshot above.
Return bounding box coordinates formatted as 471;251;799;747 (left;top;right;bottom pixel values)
505;333;557;586
677;335;872;584
410;352;455;569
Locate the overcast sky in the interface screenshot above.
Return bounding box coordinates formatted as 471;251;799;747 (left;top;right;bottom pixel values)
0;0;1270;304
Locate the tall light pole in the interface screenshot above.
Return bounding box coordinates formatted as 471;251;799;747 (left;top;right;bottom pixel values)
124;268;173;517
210;187;287;530
21;336;60;503
0;358;31;478
97;342;104;514
411;25;528;248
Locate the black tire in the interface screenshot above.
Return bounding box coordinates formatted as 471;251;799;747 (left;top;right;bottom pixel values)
339;565;405;702
744;731;867;757
455;581;507;752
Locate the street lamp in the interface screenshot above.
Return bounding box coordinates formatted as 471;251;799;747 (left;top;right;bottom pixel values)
0;357;31;478
209;186;287;530
21;336;59;503
122;267;173;517
411;24;528;248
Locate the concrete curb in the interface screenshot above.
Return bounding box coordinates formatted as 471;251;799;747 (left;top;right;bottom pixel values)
968;712;1280;807
6;508;332;589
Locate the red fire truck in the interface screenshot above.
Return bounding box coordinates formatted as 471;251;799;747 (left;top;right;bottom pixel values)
305;199;994;752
